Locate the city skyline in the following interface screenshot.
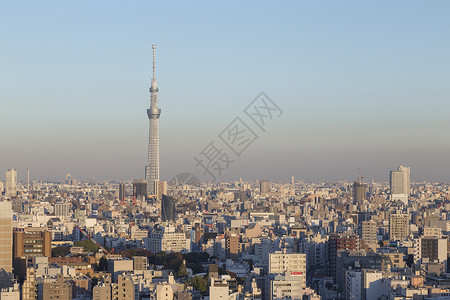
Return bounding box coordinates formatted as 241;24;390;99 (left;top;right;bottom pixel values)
2;1;450;182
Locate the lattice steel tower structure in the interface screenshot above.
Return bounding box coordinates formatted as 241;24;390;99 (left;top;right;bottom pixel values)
146;44;161;196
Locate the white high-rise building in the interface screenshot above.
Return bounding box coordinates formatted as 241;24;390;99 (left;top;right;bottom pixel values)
6;169;17;197
389;166;410;203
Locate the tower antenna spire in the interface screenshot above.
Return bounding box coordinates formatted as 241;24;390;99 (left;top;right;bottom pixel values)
152;44;156;79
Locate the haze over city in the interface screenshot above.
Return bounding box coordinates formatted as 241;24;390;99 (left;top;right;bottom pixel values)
2;1;450;182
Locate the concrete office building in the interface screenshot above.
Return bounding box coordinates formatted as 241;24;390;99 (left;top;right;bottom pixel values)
13;229;52;259
5;169;17;198
55;202;71;217
390;166;410;203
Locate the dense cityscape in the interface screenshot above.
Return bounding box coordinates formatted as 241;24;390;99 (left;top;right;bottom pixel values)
2;166;450;300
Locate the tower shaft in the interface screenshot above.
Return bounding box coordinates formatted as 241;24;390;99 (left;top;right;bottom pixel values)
146;44;161;196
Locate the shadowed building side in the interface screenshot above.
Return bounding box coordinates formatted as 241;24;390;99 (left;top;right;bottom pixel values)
161;195;176;222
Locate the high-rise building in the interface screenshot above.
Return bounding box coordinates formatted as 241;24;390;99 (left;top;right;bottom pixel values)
133;180;147;198
328;235;359;279
225;234;240;261
146;44;161;197
260;180;269;196
5;169;17;198
390;166;410;203
0;201;12;273
118;183;126;201
415;237;447;263
161;195;176;222
156;180;167;200
352;181;366;204
22;267;36;300
389;213;409;241
360;220;377;244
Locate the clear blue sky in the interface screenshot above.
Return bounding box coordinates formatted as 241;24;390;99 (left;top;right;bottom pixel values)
1;1;450;183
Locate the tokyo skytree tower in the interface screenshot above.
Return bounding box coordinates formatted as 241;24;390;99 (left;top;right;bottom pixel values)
146;44;161;196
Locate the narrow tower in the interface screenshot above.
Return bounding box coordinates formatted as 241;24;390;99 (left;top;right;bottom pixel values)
146;44;161;196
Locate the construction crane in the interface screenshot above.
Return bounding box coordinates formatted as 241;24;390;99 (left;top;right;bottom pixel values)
74;224;114;255
358;169;364;183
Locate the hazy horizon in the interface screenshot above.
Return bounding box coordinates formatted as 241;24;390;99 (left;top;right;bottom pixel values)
2;1;450;183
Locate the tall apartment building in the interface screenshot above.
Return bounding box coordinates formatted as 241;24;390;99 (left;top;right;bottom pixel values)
345;269;361;300
0;201;12;273
389;213;410;241
414;237;447;264
268;252;306;288
22;267;36;300
328;235;359;279
360;220;377;244
225;234;240;261
5;169;17;197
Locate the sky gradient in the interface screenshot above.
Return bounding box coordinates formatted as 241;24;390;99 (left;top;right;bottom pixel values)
1;1;450;183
